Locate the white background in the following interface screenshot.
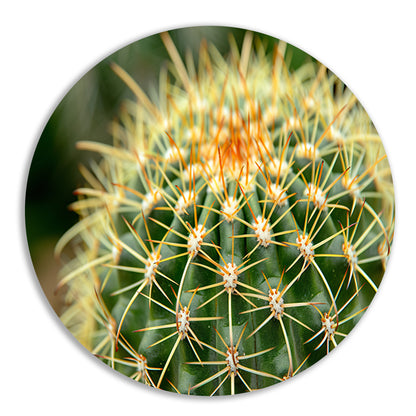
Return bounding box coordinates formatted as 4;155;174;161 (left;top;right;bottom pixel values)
2;1;415;414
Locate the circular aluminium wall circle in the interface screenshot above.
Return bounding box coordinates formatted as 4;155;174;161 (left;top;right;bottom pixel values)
25;26;394;396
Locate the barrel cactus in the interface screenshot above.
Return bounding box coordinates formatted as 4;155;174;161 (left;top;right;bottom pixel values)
55;28;394;395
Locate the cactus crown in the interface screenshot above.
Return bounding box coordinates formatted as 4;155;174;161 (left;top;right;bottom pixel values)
56;29;394;395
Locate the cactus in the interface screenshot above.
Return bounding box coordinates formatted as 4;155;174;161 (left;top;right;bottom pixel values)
56;29;394;395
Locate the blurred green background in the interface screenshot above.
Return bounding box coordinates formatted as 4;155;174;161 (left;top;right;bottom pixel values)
25;26;311;314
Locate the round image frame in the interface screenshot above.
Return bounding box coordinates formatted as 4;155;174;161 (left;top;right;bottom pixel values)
25;25;395;396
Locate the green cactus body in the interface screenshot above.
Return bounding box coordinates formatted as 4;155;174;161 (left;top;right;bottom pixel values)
56;30;394;395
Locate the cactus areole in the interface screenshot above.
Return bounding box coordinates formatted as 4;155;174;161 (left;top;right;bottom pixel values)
41;27;395;395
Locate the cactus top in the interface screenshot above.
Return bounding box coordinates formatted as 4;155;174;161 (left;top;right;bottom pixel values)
55;29;394;395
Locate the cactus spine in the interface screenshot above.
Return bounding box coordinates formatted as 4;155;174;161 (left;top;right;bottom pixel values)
56;30;394;395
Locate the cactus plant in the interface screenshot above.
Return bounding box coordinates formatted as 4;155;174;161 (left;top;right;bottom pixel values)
55;28;394;395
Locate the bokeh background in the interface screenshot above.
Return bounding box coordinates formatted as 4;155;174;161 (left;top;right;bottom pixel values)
25;26;312;316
